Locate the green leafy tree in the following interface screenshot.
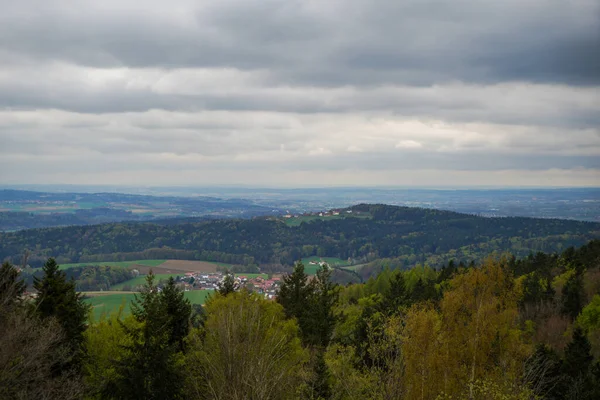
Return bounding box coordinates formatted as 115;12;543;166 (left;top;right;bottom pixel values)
186;290;307;399
33;257;89;370
0;261;26;310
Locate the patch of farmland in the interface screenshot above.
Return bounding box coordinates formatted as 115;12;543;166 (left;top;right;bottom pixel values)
154;260;231;273
110;273;183;290
85;289;213;320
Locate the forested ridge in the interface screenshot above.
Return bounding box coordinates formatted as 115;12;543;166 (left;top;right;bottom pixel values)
1;204;598;269
2;239;600;399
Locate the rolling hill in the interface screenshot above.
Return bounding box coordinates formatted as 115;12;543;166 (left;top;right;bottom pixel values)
1;204;598;270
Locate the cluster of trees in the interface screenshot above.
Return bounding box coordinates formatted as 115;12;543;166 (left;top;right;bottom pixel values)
63;265;136;292
1;204;598;270
2;240;600;399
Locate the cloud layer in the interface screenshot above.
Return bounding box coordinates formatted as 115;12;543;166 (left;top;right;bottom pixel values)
1;0;599;186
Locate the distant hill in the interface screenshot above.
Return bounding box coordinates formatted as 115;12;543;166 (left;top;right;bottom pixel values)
0;189;279;230
1;204;598;269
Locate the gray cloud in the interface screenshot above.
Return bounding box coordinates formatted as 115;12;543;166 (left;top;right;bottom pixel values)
1;0;598;85
0;0;599;186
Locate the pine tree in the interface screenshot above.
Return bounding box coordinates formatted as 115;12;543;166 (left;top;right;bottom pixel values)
33;258;89;370
161;277;192;352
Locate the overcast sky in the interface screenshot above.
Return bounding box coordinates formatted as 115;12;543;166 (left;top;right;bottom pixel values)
1;0;599;187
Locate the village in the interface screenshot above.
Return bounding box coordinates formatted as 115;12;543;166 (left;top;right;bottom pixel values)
175;271;282;299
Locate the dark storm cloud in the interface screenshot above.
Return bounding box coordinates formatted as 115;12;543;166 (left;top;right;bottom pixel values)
1;0;598;86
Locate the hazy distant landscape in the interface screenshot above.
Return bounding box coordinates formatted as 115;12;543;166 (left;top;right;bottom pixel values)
1;186;598;231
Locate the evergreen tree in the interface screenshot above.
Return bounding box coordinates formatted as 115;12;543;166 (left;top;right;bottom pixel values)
382;271;408;314
217;270;237;296
110;271;184;400
561;271;585;320
308;264;338;347
277;261;313;322
33;257;89;370
311;349;332;400
562;327;593;380
161;277;192;352
410;277;436;303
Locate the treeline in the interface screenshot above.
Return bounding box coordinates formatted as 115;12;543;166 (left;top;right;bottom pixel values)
2;240;600;399
1;204;598;269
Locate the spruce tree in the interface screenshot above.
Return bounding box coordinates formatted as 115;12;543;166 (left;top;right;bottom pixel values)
561;272;585;320
382;270;408;314
277;261;313;322
33;257;89;370
161;277;192;352
562;327;593;379
311;349;332;400
111;271;184;400
309;264;338;347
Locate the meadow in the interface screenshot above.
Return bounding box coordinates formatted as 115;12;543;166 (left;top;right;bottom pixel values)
109;273;183;290
85;290;213;320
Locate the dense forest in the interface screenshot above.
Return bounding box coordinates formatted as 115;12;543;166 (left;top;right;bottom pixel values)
2;240;599;399
1;204;599;269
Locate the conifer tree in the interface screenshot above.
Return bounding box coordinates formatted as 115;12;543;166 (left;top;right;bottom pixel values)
33;257;89;370
309;264;338;347
277;261;313;323
382;270;408;314
110;271;184;400
562;327;593;380
561;271;585;320
161;276;192;352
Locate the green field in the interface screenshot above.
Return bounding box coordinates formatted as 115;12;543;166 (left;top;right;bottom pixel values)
301;257;351;274
59;259;167;270
110;273;183;290
86;290;213;320
235;273;268;279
